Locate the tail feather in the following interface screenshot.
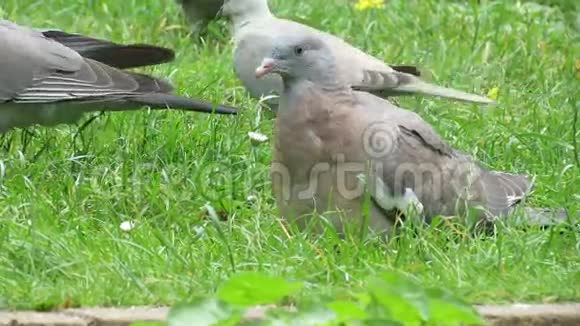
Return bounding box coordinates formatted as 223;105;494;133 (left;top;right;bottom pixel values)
41;30;175;69
518;207;577;225
397;79;496;105
352;70;496;105
479;170;532;216
480;170;578;226
79;58;237;115
78;45;175;70
129;93;238;115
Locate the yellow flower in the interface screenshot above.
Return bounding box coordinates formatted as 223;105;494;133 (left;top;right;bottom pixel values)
354;0;385;11
575;58;580;71
487;87;500;100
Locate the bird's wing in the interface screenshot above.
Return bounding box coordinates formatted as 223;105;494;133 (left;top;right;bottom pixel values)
0;21;175;104
355;92;527;219
351;69;496;104
39;29;175;69
0;21;84;101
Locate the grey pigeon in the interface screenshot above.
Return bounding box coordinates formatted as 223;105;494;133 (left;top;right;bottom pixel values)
222;0;495;109
177;0;224;32
0;20;237;133
256;35;571;235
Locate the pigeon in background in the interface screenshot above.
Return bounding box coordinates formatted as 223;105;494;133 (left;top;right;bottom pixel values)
176;0;224;32
222;0;495;109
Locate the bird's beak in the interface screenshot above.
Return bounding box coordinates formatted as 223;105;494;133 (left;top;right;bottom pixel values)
255;58;277;78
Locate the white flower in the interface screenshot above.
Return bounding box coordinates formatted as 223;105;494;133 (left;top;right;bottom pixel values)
193;225;205;236
248;131;268;144
119;220;135;232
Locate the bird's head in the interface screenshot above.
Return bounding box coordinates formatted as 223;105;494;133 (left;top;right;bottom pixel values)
255;35;336;83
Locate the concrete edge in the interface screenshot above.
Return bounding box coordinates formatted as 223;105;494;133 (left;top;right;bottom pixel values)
0;303;578;325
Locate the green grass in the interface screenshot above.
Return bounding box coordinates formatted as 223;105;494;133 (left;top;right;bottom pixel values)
0;0;578;309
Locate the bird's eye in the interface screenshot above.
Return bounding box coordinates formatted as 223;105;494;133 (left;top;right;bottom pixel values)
294;46;304;56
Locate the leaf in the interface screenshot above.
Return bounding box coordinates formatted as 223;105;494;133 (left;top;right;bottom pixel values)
217;271;302;305
353;292;372;307
268;307;336;326
425;288;484;325
363;319;403;326
427;300;484;326
366;294;423;325
129;322;165;326
167;299;238;326
327;300;367;321
365;271;430;324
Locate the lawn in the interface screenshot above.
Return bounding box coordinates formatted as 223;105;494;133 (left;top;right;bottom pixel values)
0;0;578;310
